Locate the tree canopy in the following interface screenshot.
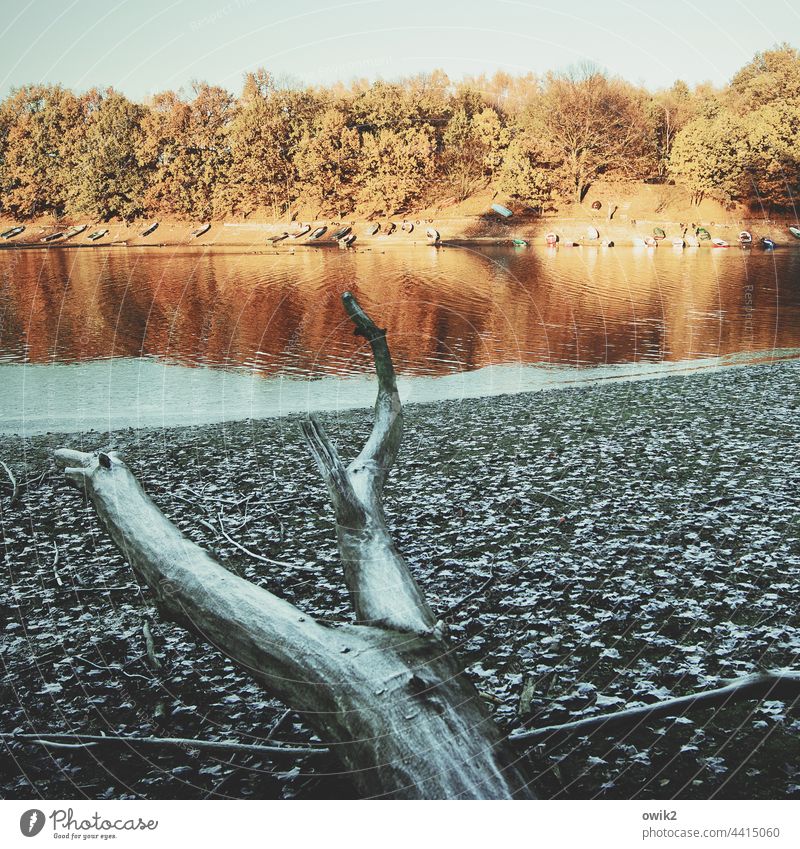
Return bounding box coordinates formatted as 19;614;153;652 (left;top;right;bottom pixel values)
1;46;799;220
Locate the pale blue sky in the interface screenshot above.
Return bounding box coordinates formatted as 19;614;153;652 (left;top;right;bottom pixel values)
1;0;798;99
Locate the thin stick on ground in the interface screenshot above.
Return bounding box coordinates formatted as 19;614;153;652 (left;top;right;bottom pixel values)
1;459;18;504
0;732;328;759
509;670;800;746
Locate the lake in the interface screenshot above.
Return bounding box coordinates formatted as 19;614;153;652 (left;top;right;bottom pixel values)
1;244;799;433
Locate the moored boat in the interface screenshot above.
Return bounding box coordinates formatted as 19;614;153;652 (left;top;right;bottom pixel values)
586;226;599;240
761;236;775;249
308;226;327;240
141;222;159;237
672;239;685;248
712;238;729;247
512;238;528;247
545;232;558;245
191;223;211;238
696;227;711;241
426;228;440;243
685;235;700;247
738;230;752;245
644;236;658;247
1;225;25;239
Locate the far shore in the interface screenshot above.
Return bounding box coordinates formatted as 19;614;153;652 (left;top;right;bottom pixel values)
2;212;799;251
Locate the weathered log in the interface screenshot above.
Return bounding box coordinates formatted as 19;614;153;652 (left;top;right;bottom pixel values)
510;671;800;746
55;292;534;800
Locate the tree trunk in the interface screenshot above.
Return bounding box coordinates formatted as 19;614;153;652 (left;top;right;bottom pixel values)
55;292;534;800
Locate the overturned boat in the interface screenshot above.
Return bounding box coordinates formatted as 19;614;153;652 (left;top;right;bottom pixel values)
1;225;25;239
191;223;211;238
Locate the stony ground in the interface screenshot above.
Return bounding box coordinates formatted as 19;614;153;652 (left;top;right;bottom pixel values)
1;360;799;800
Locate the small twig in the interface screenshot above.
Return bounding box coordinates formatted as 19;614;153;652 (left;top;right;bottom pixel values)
265;709;293;740
1;459;18;504
217;511;292;568
142;619;163;670
71;655;153;682
0;732;328;758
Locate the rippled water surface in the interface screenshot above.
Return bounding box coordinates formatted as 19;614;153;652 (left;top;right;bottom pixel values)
1;244;799;432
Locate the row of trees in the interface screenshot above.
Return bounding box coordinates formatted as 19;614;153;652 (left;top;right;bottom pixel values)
0;46;798;221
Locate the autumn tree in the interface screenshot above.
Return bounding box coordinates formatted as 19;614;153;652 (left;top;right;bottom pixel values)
498;128;555;210
668;111;748;205
65;89;147;221
743;101;800;211
439;106;508;201
294;107;360;216
532;66;652;203
647;80;696;180
0;85;82;218
357;126;434;214
728;44;800;113
219;70;312;218
140;83;233;219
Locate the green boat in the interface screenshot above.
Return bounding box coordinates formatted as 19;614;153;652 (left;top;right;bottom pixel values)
696;227;711;241
653;227;666;240
512;239;528;247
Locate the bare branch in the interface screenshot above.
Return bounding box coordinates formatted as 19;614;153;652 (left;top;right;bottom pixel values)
510;670;800;746
342;291;403;485
1;732;328;759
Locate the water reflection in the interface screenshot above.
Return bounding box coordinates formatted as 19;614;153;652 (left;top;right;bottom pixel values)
1;244;797;377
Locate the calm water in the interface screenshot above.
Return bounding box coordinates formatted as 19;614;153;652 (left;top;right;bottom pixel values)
1;244;799;433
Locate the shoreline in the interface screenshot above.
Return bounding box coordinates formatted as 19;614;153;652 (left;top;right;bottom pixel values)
3;213;800;251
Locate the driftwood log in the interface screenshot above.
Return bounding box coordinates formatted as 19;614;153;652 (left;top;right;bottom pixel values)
55;292;534;800
54;292;799;799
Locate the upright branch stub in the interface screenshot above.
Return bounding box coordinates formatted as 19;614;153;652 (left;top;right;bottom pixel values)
302;292;436;633
342;291;403;486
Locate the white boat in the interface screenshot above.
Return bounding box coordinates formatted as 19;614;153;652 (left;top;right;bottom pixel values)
671;239;685;248
365;223;380;236
586;226;599;240
66;225;87;238
292;224;311;239
87;229;109;241
738;230;752;245
545;232;558;245
191;223;211;238
644;236;658;247
712;238;729;247
685;235;700;247
601;239;614;247
632;237;646;247
426;228;440;243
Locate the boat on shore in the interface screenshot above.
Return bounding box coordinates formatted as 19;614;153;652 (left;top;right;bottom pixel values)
644;236;658;247
66;225;87;238
653;227;666;240
141;222;159;237
308;226;327;240
586;226;599;240
672;239;685;248
712;238;729;247
601;239;614;247
386;222;396;235
789;226;800;239
402;221;414;233
191;223;211;238
365;223;380;236
269;232;289;244
331;226;351;240
491;203;513;218
338;233;356;248
41;231;65;242
426;228;440;243
512;238;528;247
87;229;109;241
292;224;311;239
1;225;25;239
